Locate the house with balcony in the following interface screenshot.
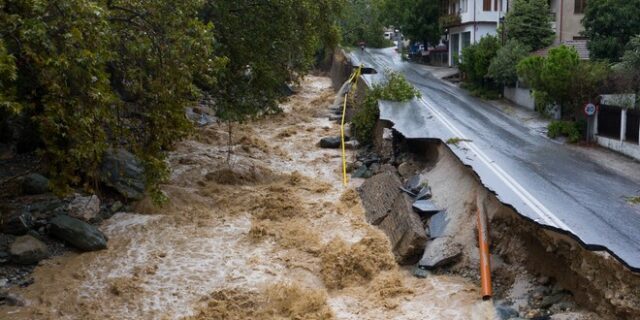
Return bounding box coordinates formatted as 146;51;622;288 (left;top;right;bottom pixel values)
442;0;508;66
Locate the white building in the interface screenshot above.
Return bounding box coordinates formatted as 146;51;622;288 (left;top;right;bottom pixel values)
443;0;508;66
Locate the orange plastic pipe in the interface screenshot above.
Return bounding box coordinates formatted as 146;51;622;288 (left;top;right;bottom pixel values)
476;205;493;300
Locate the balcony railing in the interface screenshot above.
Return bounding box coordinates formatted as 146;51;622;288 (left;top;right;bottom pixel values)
439;13;462;28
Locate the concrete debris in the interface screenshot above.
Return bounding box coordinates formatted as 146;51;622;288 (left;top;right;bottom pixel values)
428;211;449;239
9;235;48;265
399;187;416;197
377;193;428;265
412;200;442;215
415;186;432;200
404;175;423;193
358;171;403;225
418;236;462;269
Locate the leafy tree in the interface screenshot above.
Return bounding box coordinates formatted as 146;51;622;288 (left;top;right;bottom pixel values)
0;0;117;192
339;0;388;47
518;46;608;117
202;0;343;160
503;0;554;51
380;0;441;46
459;35;501;89
488;40;531;86
611;35;640;94
583;0;640;61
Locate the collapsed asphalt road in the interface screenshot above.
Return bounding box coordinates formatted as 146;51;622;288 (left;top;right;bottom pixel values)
348;48;640;272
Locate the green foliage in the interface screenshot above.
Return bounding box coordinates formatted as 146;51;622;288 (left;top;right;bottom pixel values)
458;35;501;90
488;40;531;86
204;0;342;122
352;72;419;143
612;35;640;100
339;0;390;48
583;0;640;61
380;0;441;45
547;121;581;143
518;46;608;117
502;0;554;51
0;0;340;201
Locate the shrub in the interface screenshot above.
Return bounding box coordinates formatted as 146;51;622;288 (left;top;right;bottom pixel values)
488;40;531;86
458;35;501;91
352;72;420;143
547;121;581;143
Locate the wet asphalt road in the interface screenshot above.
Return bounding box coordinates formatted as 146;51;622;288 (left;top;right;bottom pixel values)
349;48;640;271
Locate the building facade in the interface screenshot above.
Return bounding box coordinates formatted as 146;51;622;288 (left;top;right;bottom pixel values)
443;0;588;66
549;0;587;42
443;0;508;66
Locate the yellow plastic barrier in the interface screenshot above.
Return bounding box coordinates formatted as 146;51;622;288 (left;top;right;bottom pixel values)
341;65;363;186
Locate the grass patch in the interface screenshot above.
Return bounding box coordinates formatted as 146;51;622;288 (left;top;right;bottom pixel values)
547;120;581;143
446;137;472;146
625;196;640;205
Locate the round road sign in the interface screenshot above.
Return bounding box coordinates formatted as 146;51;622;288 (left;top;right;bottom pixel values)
584;103;597;116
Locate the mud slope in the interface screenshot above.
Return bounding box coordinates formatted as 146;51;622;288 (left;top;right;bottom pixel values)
0;76;493;320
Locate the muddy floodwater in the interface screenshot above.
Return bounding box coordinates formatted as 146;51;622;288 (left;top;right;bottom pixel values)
0;76;495;319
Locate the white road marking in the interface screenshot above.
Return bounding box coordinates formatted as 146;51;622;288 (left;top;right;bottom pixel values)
418;97;574;233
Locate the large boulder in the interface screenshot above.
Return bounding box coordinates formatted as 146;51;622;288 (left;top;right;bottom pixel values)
377;193;428;265
319;136;346;149
68;195;100;222
100;149;146;200
9;235;48;264
49;215;107;251
21;173;49;195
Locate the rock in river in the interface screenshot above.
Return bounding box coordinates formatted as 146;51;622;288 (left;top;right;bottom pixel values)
9;235;48;264
101;148;146;200
319;136;348;149
49;215;107;251
21;173;50;195
68;195;101;222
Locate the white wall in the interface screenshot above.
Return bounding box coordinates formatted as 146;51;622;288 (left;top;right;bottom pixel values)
596;136;640;161
504;86;535;111
448;24;499;66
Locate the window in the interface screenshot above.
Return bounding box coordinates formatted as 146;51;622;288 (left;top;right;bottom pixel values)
460;0;468;13
484;0;492;11
575;0;587;14
461;32;471;49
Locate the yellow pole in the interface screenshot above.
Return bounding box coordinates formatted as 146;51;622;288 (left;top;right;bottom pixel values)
340;65;363;187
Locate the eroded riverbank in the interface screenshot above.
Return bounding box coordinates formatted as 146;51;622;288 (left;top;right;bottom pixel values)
0;76;492;320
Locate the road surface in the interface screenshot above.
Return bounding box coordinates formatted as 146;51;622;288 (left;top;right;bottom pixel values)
349;48;640;271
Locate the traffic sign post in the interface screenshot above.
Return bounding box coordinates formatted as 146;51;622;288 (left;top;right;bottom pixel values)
584;103;597;144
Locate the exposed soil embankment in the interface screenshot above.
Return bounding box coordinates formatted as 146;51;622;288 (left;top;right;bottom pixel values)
382;131;640;319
